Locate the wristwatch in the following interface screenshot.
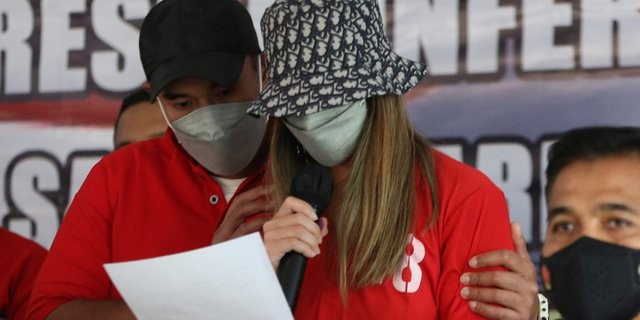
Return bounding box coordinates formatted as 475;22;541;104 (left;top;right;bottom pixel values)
537;293;549;320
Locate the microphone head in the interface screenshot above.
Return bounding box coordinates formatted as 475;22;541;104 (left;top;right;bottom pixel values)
289;163;333;215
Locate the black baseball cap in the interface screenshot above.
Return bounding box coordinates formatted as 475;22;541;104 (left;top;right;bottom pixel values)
139;0;261;100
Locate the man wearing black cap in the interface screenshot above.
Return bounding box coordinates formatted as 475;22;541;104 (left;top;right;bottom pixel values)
27;0;272;318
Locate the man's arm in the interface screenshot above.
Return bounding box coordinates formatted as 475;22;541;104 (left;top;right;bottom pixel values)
46;300;135;320
28;160;121;319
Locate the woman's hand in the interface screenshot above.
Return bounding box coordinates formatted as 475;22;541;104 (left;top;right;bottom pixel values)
262;196;329;269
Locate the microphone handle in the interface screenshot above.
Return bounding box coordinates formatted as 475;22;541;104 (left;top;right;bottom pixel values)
277;251;308;311
278;163;332;312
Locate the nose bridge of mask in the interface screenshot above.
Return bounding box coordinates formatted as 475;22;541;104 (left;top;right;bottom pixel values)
200;102;250;127
171;101;253;138
285;99;365;131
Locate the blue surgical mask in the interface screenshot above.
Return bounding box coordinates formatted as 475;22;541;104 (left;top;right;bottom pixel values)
284;99;367;167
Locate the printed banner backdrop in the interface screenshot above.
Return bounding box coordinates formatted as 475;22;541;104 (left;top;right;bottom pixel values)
1;0;639;254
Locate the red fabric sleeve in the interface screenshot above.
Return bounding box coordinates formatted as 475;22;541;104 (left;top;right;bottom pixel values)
437;184;515;318
0;229;47;320
27;160;115;320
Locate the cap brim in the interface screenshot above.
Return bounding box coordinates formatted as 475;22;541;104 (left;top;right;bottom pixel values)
148;52;247;101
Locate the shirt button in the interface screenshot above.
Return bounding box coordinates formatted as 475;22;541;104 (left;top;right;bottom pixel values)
209;194;220;205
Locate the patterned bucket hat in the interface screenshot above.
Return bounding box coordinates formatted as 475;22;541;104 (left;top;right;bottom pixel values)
248;0;428;117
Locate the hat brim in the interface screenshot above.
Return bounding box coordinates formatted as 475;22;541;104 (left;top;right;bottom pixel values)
148;52;247;101
248;51;428;117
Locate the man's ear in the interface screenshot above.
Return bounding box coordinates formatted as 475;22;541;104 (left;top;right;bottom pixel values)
143;81;152;92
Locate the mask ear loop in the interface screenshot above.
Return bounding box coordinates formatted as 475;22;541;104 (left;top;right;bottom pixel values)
156;98;174;130
254;55;269;123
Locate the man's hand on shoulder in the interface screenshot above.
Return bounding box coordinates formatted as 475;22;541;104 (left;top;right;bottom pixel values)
460;222;540;320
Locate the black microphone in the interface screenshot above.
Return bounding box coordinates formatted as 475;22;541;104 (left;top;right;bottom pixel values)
277;163;333;312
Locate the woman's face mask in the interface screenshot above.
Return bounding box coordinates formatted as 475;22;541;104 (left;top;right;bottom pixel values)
158;98;267;176
541;236;640;320
284;99;367;167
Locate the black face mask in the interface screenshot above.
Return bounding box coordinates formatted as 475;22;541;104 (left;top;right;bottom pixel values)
541;237;640;320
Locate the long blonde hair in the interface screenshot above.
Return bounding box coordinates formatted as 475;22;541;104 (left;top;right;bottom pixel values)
269;94;438;299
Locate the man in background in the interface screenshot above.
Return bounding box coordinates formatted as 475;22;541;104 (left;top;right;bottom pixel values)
113;89;167;150
463;126;640;320
541;126;640;320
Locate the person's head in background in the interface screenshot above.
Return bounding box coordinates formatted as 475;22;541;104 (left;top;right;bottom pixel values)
139;0;267;178
541;126;640;320
113;89;167;150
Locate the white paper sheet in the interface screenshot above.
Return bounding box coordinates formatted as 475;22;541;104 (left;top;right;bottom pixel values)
104;233;293;320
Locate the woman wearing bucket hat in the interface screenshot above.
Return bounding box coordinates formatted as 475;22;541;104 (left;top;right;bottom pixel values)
251;0;539;319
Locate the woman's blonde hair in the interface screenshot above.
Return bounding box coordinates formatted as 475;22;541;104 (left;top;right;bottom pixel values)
268;94;438;299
